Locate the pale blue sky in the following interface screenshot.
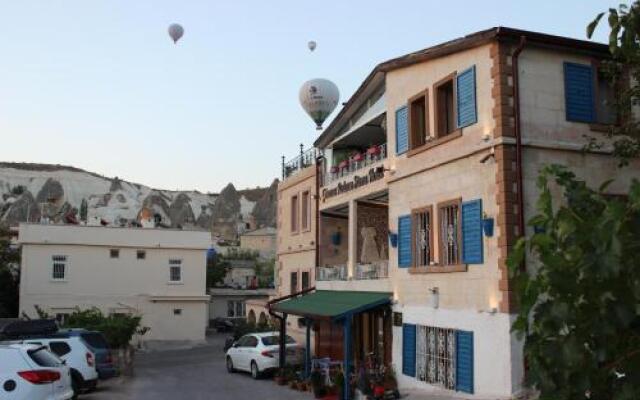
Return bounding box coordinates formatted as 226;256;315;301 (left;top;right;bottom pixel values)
0;1;613;192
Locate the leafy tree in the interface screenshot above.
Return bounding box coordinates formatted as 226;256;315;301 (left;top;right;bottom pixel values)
508;165;640;400
62;307;149;349
586;2;640;166
206;254;230;288
255;258;275;288
0;226;20;318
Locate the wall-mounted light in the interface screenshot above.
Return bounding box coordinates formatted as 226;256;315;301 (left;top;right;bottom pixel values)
429;287;439;309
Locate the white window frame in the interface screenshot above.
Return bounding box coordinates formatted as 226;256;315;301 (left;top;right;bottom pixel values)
168;258;182;284
51;255;68;282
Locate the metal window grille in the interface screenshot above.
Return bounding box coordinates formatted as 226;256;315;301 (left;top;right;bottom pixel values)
414;210;431;266
439;204;460;265
417;325;456;390
169;260;182;282
52;255;67;280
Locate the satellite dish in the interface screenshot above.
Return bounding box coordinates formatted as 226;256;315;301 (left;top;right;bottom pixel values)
168;23;184;44
308;41;317;52
299;78;340;130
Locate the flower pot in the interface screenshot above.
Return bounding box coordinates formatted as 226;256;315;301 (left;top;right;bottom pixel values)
482;217;494;237
388;233;398;248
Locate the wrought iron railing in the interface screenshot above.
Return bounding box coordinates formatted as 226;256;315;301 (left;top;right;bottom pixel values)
315;265;348;281
323;143;387;186
354;261;389;280
282;145;316;180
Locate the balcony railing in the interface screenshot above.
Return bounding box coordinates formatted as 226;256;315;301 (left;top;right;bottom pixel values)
282;146;316;180
354;261;389;280
323;143;387;186
316;265;347;281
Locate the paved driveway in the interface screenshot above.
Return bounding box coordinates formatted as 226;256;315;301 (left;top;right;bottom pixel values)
83;335;305;400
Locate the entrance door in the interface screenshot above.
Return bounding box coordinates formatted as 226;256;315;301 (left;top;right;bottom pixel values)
315;319;343;360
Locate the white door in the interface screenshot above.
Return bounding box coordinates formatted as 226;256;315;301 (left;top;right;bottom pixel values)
233;336;250;371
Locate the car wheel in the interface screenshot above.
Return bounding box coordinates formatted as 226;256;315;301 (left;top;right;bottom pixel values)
70;372;81;400
250;361;260;379
226;356;235;373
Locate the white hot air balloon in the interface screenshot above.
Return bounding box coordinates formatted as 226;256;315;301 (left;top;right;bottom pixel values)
168;23;184;44
299;78;340;130
308;40;316;52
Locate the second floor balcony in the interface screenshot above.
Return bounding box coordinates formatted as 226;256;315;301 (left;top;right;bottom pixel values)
323;143;387;186
316;264;348;281
354;261;388;280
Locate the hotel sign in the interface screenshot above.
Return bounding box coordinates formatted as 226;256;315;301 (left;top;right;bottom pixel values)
322;167;384;201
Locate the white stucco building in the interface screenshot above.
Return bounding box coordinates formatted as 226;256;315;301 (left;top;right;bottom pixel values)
18;223;211;347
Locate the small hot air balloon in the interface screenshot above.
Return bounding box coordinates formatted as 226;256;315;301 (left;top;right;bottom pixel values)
299;78;340;130
168;23;184;44
308;40;316;52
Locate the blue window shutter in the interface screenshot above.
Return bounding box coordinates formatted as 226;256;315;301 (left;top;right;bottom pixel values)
462;199;483;264
395;106;409;154
402;324;416;377
456;66;477;128
564;62;595;122
456;330;474;394
398;215;412;268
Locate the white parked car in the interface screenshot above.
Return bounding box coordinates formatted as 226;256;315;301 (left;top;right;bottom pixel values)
225;332;303;379
0;343;74;400
21;337;98;394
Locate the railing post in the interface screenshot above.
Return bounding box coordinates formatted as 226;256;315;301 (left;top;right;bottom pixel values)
281;156;285;180
299;143;304;169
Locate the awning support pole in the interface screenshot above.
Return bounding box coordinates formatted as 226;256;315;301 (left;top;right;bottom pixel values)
279;313;288;370
305;318;312;378
343;314;352;400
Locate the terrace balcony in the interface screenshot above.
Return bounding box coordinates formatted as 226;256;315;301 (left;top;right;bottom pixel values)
354;261;388;280
322;143;387;187
282;145;316;181
316;265;348;282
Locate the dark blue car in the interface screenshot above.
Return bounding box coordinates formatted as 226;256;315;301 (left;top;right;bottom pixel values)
57;329;117;379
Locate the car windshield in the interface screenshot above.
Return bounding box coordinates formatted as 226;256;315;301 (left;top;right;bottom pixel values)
80;332;109;349
261;335;296;346
28;347;62;367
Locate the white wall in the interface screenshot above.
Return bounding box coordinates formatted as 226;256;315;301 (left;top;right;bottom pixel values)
393;305;523;399
19;224;210;343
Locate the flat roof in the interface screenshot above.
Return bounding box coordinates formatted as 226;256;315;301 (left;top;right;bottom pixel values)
18;223;212;250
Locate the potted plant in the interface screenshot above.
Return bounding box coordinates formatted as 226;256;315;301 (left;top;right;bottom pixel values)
333;370;345;399
383;367;400;399
274;369;287;385
311;369;326;399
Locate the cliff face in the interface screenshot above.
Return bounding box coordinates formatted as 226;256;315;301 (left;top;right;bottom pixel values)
0;162;276;237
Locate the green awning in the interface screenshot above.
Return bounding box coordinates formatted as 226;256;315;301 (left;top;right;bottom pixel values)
272;290;391;319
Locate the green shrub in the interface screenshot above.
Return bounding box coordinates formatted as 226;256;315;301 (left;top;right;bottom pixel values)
62;307;149;349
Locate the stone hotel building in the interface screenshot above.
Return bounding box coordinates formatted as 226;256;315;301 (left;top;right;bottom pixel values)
271;27;640;399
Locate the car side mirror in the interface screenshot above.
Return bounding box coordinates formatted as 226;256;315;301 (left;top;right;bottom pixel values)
232;343;239;348
61;359;67;365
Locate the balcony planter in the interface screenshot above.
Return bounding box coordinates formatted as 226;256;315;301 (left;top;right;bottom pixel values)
482;217;494;237
388;233;398;248
331;232;342;246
